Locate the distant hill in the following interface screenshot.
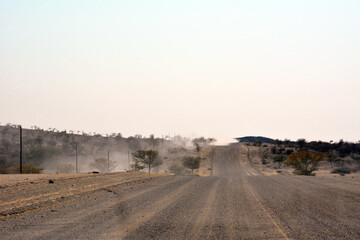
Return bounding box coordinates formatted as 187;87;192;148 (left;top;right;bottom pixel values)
235;136;275;143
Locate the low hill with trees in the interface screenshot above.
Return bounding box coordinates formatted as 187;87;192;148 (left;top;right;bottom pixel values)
235;136;275;144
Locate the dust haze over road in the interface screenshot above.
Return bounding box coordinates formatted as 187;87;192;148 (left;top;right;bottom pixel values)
1;144;359;239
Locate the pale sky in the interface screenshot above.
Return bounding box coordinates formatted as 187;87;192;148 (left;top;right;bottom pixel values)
1;0;359;144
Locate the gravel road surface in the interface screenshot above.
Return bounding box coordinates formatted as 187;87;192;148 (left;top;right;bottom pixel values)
1;144;359;239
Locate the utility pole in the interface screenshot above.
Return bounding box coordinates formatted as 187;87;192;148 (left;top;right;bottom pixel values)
19;125;23;174
161;135;164;152
210;149;214;176
108;149;110;173
75;143;78;173
128;151;130;168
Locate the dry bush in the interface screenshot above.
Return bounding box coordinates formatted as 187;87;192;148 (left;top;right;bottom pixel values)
285;151;327;175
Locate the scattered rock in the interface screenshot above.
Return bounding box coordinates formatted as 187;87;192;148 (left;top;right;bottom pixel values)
49;180;54;184
30;182;34;184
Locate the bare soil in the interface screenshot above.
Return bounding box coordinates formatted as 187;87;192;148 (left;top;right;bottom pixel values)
0;173;92;187
0;171;165;217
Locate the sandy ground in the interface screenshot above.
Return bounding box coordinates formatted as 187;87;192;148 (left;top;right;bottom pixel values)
314;169;360;180
0;171;166;217
0;144;359;239
0;173;93;187
197;146;213;176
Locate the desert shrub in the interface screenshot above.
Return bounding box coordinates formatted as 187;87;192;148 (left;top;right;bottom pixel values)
23;164;43;174
169;164;184;175
253;141;262;147
285;149;294;155
4;163;43;174
350;153;360;167
272;154;286;168
183;156;201;173
331;167;351;176
284;151;327;175
327;153;340;168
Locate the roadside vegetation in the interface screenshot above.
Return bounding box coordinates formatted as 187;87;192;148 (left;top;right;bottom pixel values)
0;124;210;174
182;156;201;173
284;151;327;175
131;150;162;173
245;137;360;176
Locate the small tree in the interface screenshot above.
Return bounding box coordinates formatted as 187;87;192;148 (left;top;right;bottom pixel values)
284;151;327;175
132;150;162;173
183;156;201;173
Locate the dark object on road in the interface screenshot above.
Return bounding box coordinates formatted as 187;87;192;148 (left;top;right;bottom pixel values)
48;179;54;184
92;171;99;174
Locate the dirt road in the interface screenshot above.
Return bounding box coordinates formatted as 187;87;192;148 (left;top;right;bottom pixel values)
1;144;359;239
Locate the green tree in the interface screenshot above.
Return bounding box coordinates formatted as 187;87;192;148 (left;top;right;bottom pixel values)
132;150;162;173
183;156;201;173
